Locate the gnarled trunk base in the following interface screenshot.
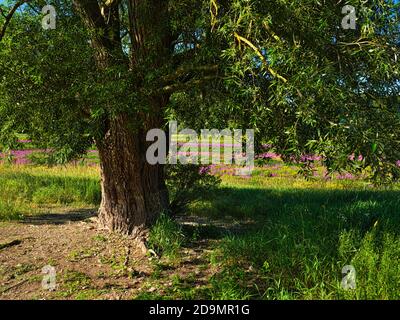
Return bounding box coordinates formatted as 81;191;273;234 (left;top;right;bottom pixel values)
97;115;168;238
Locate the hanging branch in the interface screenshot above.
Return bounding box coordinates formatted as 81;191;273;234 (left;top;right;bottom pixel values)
234;32;288;83
210;0;218;31
0;0;30;42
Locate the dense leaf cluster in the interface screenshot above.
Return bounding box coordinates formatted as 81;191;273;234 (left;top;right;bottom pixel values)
0;0;399;182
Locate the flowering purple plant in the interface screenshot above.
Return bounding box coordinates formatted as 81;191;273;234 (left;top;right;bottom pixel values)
348;154;364;161
0;149;37;165
199;165;212;175
300;154;322;162
177;142;242;148
337;173;355;180
256;152;280;160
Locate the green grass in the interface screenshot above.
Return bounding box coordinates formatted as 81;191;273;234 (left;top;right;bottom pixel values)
0;165;100;219
56;270;94;299
148;213;185;258
1;162;400;299
197;176;400;300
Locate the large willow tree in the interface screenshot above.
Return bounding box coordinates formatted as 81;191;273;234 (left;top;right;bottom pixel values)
1;0;399;237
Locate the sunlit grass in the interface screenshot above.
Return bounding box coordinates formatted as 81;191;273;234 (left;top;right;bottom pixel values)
1;162;400;300
0;164;100;220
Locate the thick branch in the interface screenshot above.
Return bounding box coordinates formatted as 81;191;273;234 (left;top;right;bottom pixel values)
103;0;122;8
162;64;219;84
162;75;220;94
73;0;124;68
73;0;106;30
160;64;220;94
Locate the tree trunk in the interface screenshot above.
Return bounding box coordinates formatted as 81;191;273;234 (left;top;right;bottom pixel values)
73;0;173;236
97;112;169;237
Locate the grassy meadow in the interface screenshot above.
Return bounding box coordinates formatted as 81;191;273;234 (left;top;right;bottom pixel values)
0;165;100;221
1;159;400;300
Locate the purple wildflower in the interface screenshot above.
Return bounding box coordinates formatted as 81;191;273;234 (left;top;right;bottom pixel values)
0;149;49;165
256;152;279;160
177;142;242;148
300;154;322;162
337;173;355;180
349;154;364;161
199;166;211;175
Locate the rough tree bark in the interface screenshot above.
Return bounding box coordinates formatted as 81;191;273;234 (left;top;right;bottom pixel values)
97;112;169;237
74;0;172;237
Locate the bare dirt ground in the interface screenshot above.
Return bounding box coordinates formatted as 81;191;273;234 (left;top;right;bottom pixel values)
0;209;221;300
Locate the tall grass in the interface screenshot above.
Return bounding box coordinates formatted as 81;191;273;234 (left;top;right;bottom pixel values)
202;176;400;300
0;164;100;220
148;213;185;258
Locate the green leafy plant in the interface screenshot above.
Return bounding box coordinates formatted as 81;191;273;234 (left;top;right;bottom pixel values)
148;213;185;258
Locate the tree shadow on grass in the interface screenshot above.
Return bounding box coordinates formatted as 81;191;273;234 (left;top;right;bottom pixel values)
178;215;256;242
21;208;97;225
202;186;400;230
186;186;400;256
192;186;400;299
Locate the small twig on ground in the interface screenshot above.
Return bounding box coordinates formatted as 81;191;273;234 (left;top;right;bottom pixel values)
0;279;28;294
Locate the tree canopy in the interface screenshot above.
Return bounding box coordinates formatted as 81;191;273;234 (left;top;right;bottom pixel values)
1;0;399;183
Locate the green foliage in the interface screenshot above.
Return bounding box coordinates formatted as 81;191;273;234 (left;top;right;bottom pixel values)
148;213;185;258
0;2;95;162
166;164;221;215
57;270;93;298
214;0;400;183
0;0;398;182
340;228;400;299
209;266;254;300
0;200;24;221
31;185;76;205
